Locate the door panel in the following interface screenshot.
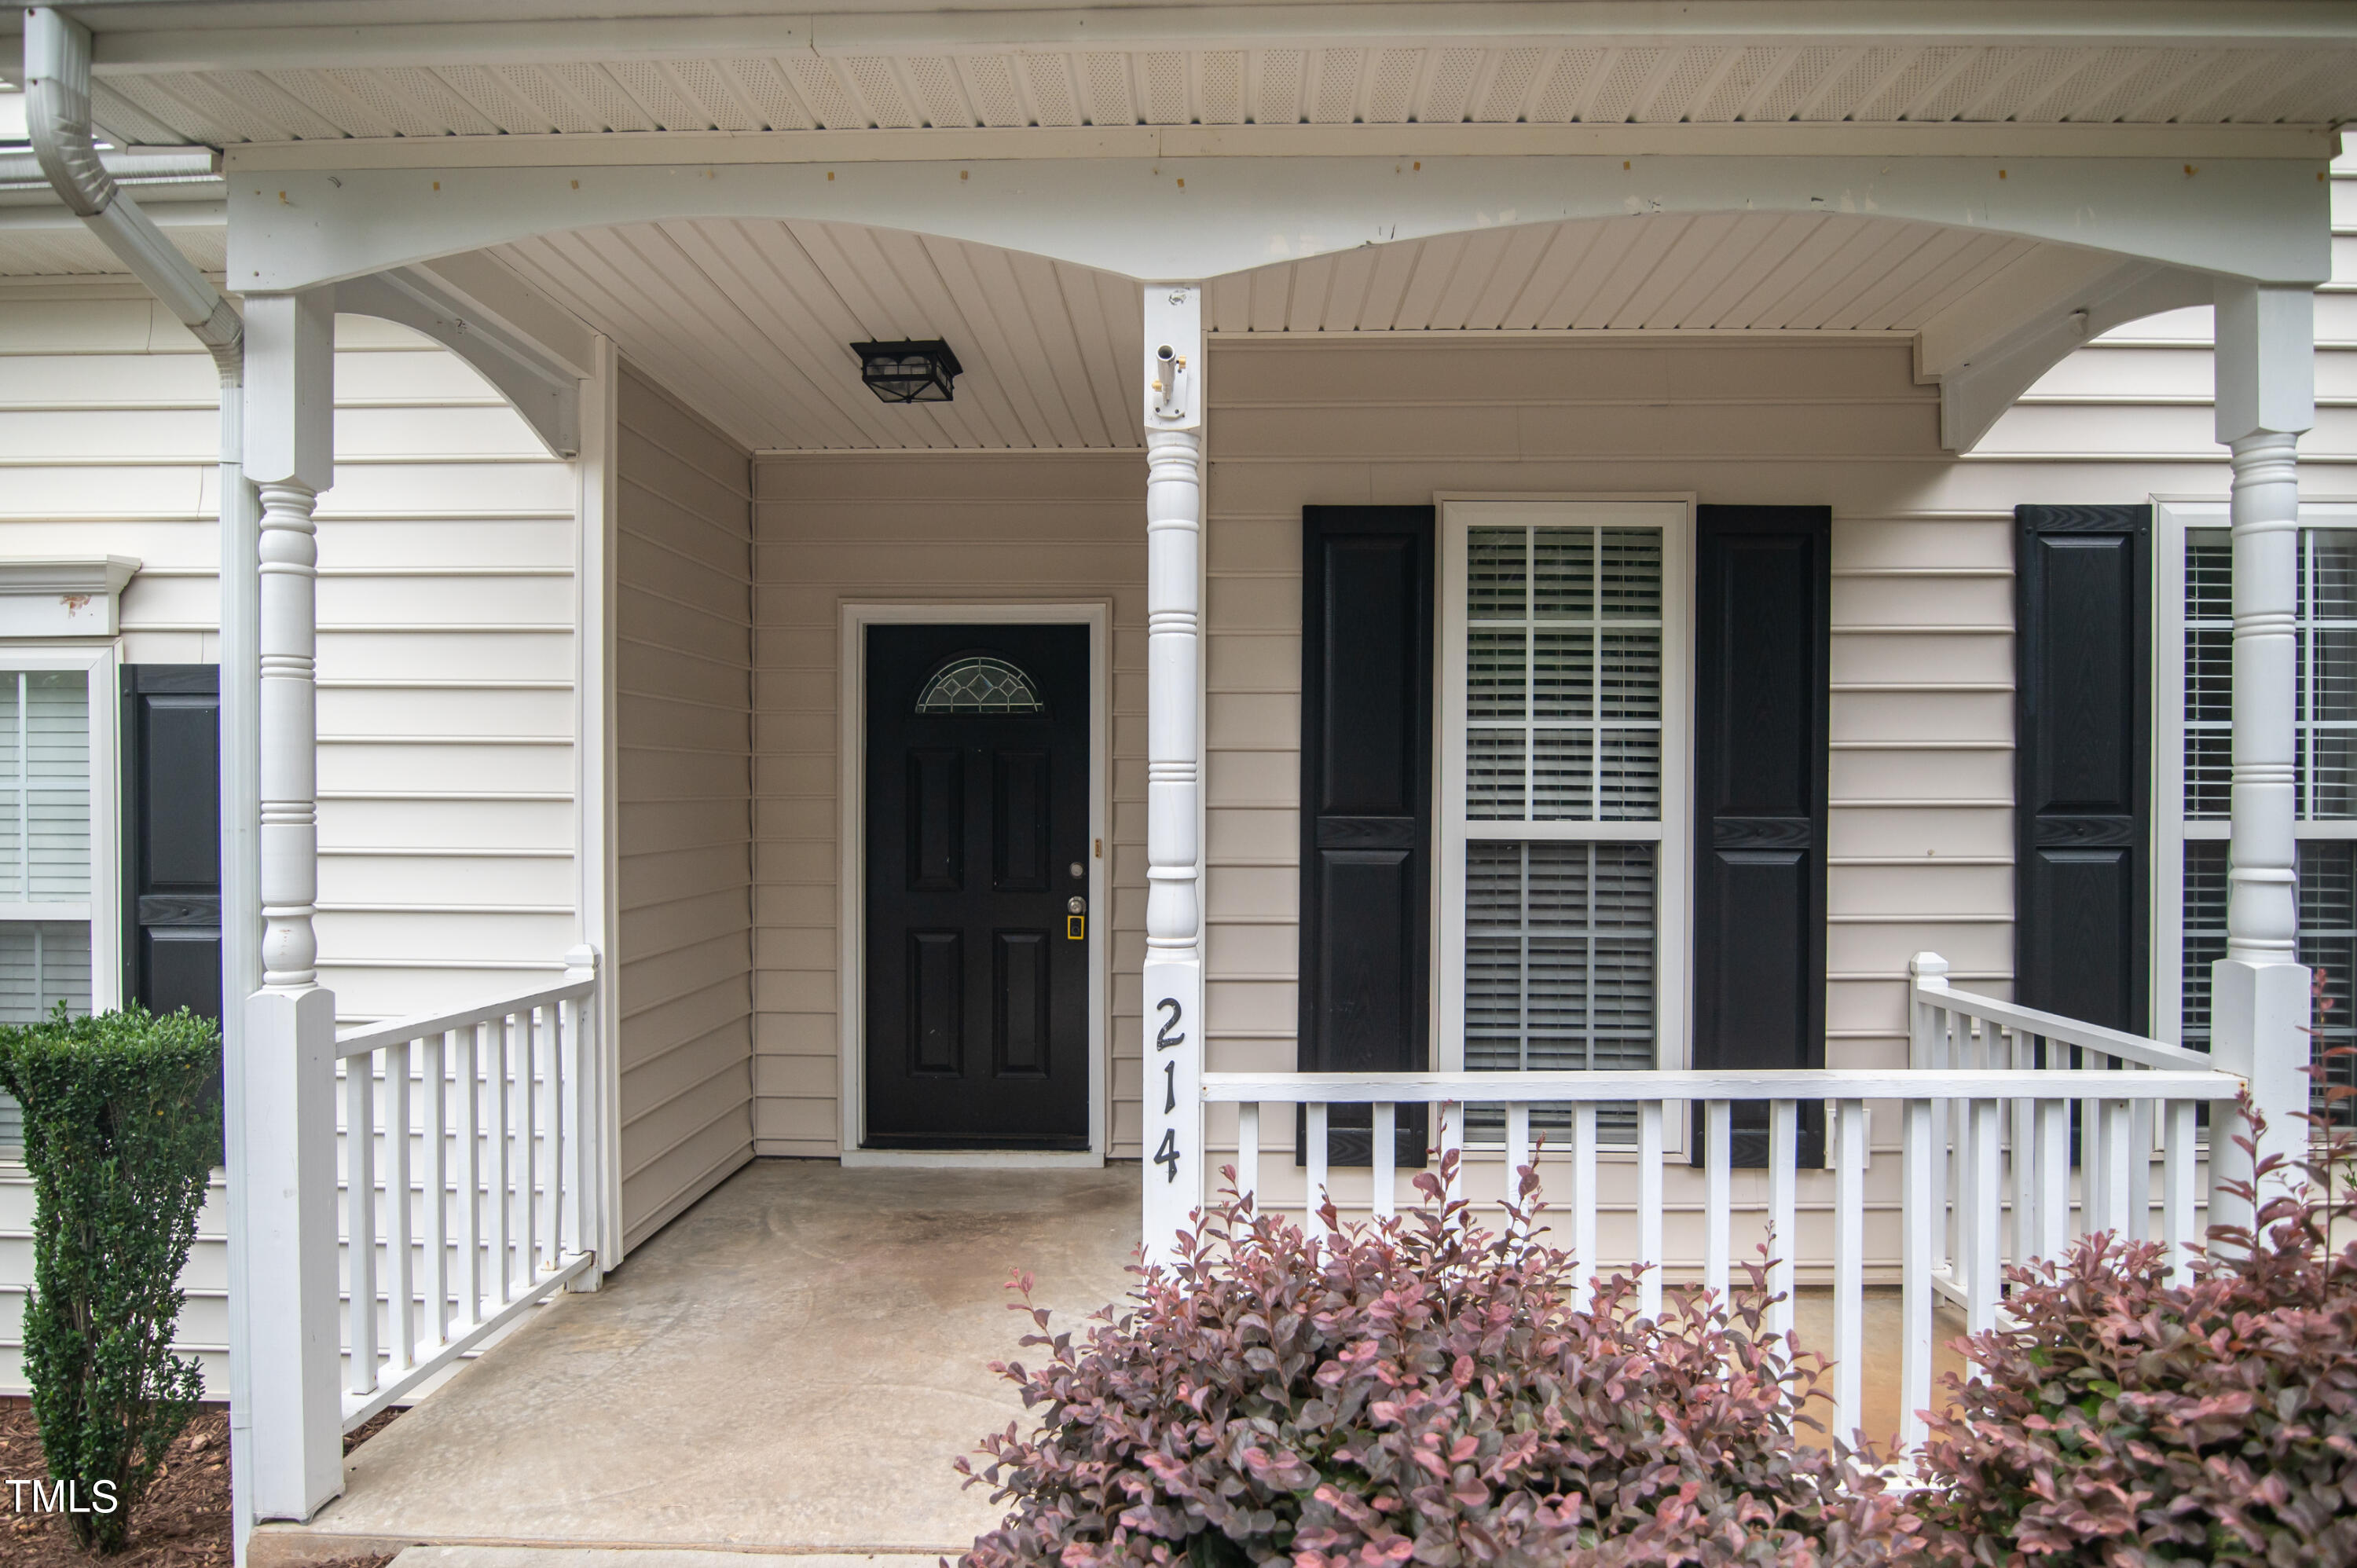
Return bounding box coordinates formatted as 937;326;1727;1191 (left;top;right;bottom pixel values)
865;624;1091;1149
1692;507;1830;1167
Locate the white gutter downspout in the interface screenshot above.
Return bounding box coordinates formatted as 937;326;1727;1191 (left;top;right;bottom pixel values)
24;10;264;1566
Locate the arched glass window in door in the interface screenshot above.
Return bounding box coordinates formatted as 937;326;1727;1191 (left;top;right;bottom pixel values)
915;654;1044;714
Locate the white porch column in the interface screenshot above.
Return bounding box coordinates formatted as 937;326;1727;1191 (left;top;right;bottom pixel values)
1140;284;1205;1267
2210;281;2315;1235
240;288;344;1519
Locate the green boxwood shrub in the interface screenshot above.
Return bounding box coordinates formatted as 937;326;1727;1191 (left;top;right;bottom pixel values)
0;1002;222;1555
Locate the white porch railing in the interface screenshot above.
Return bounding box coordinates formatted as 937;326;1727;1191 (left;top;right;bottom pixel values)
1196;954;2241;1452
1910;954;2227;1333
331;948;603;1431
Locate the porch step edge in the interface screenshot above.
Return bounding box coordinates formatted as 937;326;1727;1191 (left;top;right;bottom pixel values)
389;1551;955;1568
251;1533;959;1568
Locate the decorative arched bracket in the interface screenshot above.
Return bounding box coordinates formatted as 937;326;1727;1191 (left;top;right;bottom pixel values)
335;261;588;459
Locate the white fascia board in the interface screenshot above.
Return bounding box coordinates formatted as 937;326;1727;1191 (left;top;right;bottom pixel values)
226;151;2334;293
45;3;2357;73
223;121;2342;169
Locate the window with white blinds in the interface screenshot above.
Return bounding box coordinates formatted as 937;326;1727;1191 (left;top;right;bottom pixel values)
0;668;96;1152
1441;503;1689;1141
2175;523;2357;1121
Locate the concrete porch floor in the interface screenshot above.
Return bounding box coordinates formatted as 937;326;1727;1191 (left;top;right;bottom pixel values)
260;1161;1967;1566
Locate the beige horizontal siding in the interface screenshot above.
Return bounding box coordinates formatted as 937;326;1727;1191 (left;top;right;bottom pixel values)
0;291;585;1393
614;365;756;1253
751;452;1147;1157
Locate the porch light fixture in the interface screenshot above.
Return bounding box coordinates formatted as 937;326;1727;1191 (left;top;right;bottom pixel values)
852;339;962;404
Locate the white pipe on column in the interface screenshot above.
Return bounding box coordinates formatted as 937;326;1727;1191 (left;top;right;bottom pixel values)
1140;284;1206;1266
23;10;266;1559
2211;281;2316;1237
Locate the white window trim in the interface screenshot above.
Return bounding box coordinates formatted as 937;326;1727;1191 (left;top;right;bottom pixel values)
2152;496;2357;1044
0;642;123;1017
1433;496;1695;1103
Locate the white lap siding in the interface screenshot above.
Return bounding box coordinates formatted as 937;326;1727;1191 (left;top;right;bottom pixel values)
613;367;756;1251
0;288;582;1394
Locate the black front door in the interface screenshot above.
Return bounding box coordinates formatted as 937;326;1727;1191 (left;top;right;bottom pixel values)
864;624;1091;1149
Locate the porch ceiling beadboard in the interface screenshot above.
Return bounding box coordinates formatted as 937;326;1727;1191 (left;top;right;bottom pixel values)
488;220;1144;453
467;210;2106;456
1201;212;2048;335
52;36;2357;150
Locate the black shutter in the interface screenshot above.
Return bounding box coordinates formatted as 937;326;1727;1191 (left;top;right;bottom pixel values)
1693;505;1831;1166
2014;505;2150;1032
123;665;222;1021
1299;506;1435;1165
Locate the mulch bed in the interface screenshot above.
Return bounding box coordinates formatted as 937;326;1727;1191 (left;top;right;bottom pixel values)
2;1396;404;1568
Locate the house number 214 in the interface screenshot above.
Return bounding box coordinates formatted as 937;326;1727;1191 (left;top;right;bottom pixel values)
1152;996;1185;1183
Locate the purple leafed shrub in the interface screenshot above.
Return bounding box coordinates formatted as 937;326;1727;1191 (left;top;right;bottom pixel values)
957;1157;1922;1568
1915;1107;2357;1565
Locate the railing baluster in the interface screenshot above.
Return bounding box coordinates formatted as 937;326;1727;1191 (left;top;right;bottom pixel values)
1439;1100;1464;1205
1834;1097;1865;1445
2011;1030;2036;1277
1306;1101;1329;1238
2129;1097;2154;1246
1768;1097;1796;1341
1238;1102;1263;1208
459;1023;483;1325
560;988;591;1266
1704;1098;1730;1302
1901;1097;1934;1454
1934;1009;1956;1288
489;1013;512;1306
1637;1098;1663;1321
386;1038;414;1376
2036;1095;2071;1264
1951;1020;1980;1303
2081;1050;2106;1244
1503;1101;1530;1190
1372;1102;1396;1222
1571;1102;1597;1306
546;1002;565;1269
2163;1099;2197;1283
1967;1097;2001;1334
423;1030;449;1348
2098;1097;2134;1237
515;1010;536;1285
346;1053;377;1397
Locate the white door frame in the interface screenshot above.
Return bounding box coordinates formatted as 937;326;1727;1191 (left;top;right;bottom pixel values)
837;600;1112;1168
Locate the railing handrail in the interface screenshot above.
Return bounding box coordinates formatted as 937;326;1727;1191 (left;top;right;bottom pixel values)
334;972;596;1061
1914;977;2215;1072
1199;1066;2240;1103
